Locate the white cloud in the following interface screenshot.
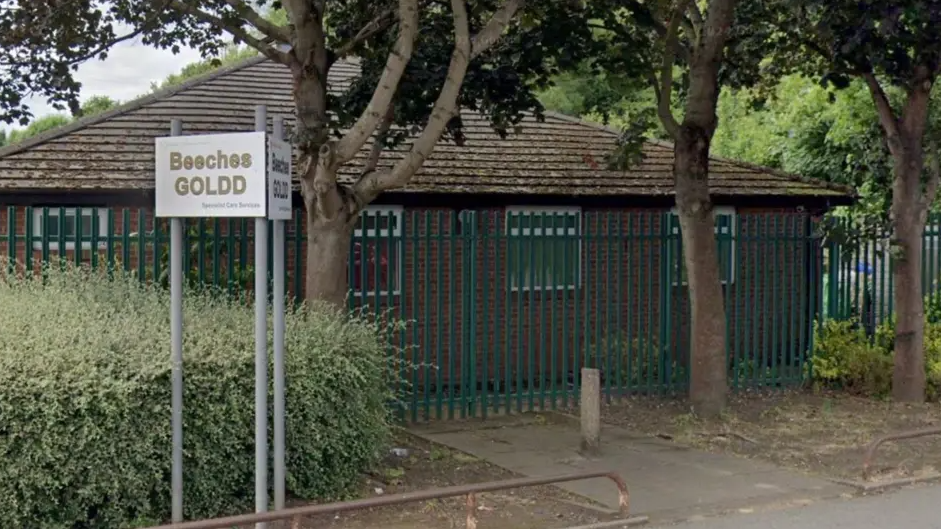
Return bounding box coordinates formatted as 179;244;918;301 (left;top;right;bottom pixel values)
8;30;205;131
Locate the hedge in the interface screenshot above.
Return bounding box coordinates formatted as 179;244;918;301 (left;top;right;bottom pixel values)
0;261;400;528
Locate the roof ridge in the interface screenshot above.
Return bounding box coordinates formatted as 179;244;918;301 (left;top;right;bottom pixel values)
544;110;856;198
0;53;269;159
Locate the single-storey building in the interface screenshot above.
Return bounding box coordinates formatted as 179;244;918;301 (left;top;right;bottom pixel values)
0;55;854;418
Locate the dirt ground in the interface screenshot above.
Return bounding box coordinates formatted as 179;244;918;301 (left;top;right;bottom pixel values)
276;432;614;529
595;389;941;483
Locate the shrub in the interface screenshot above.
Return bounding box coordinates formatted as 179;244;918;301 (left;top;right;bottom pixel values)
810;311;941;400
0;260;399;528
809;318;894;397
875;313;941;401
583;332;687;387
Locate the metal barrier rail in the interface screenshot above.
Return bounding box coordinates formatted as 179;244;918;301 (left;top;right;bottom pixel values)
144;470;630;529
150;472;630;529
861;426;941;480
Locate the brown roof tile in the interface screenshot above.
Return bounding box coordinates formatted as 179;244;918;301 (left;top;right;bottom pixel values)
0;56;853;200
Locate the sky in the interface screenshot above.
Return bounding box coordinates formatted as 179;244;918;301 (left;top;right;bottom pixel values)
5;32;204;133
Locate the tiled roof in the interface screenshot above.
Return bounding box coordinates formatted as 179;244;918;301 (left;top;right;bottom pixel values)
0;55;853;200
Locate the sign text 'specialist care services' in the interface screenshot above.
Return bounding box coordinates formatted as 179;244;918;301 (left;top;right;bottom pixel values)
155;131;267;218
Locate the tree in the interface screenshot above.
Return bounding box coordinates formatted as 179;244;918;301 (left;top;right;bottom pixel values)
149;44;260;92
77;95;121;117
761;0;941;402
4;114;72;146
714;76;894;218
713;74;941;225
582;0;744;416
0;97;121;147
1;0;590;307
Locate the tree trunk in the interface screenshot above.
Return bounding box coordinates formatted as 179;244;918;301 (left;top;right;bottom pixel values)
674;125;728;417
305;206;355;308
890;151;927;402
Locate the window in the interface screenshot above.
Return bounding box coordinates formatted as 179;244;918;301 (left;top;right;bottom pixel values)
31;207;109;251
669;206;736;285
506;206;581;291
351;205;403;297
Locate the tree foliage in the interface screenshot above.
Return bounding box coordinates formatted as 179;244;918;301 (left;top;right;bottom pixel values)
149;44;260;92
0;96;120;147
1;0;593;306
713;76;897;220
1;1;589;141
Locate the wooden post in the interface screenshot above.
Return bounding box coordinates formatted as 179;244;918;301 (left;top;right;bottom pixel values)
580;367;601;456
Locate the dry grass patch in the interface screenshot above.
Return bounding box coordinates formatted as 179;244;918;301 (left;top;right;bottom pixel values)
598;390;941;481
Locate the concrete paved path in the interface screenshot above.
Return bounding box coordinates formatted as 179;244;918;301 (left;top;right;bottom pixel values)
412;415;851;523
650;483;941;528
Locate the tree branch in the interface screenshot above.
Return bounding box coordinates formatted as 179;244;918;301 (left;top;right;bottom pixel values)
862;72;902;154
680;17;699;47
471;0;525;60
647;70;661;103
221;0;290;43
333;6;398;59
901;66;933;140
362;104;395;175
168;0;291;64
697;0;736;65
354;0;522;200
657;0;688;140
58;0;174;67
333;0;419;165
688;1;704;31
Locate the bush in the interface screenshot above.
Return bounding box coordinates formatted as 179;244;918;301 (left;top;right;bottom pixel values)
811;308;941;400
809;318;894;397
876;313;941;401
583;332;687;387
0;260;399;528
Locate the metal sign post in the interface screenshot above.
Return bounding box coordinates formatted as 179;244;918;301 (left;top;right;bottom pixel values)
269;116;291;511
169;118;184;524
253;105;270;529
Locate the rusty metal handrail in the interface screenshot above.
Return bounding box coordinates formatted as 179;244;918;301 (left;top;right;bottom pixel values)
143;470;629;529
861;426;941;480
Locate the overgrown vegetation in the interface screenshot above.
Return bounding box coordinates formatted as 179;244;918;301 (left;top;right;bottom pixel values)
583;332;688;388
0;260;402;527
811;297;941;401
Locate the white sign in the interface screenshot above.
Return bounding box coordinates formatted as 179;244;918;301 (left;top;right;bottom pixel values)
267;136;293;220
155;131;267;218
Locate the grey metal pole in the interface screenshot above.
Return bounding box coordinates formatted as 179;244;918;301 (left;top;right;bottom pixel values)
253;105;269;529
169;118;184;524
271;116;287;511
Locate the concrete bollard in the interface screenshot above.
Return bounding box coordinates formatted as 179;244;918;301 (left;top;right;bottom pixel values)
580;367;601;456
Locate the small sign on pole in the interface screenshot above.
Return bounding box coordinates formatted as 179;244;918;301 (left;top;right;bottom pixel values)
267;134;293;221
155;111;291;526
270;117;291;512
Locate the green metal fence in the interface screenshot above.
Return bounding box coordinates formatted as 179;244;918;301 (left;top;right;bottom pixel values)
0;205;873;420
821;214;941;334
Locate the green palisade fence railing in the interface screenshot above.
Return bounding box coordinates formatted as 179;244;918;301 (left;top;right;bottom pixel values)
821;213;941;332
6;206;936;420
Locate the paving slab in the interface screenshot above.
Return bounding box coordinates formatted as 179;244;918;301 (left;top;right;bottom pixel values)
412;417;852;522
